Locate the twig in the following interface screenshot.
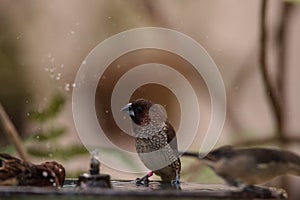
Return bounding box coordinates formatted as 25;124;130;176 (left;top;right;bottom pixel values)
276;2;293;135
140;0;171;27
277;3;292;98
0;103;29;161
259;0;283;137
259;1;296;192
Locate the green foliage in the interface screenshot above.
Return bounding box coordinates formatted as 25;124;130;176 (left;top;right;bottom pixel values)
0;145;15;155
27;144;88;160
28;94;65;122
29;127;66;141
26;93;89;162
28;94;67;157
0;92;91;176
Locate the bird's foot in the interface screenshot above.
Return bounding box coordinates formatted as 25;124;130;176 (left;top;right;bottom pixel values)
135;177;149;187
171;177;180;186
171;170;181;189
135;171;153;187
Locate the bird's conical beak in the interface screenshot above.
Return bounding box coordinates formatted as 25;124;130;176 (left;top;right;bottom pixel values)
121;103;134;117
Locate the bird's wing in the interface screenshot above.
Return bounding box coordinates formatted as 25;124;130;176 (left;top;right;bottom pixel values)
0;153;25;185
164;121;178;154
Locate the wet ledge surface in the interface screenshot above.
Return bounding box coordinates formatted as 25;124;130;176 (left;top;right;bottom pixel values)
0;180;287;199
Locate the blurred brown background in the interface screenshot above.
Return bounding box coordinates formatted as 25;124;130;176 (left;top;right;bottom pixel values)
0;0;300;198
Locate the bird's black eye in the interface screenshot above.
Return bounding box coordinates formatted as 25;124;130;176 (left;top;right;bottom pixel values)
135;106;143;113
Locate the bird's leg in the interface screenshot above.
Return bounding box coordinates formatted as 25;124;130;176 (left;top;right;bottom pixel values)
136;171;153;186
171;170;180;187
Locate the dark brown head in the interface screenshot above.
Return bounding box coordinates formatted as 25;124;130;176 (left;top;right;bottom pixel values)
121;98;153;126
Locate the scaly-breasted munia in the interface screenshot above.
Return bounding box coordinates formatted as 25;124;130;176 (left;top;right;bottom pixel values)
122;98;181;186
183;145;300;188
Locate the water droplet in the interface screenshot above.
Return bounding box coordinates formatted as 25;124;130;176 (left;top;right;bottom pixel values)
65;83;70;91
26;113;30;116
105;110;109;114
116;64;121;69
42;171;48;177
70;30;75;35
108;16;112;19
82;60;86;65
56;73;61;80
36;135;40;139
72;83;76;88
49;68;56;73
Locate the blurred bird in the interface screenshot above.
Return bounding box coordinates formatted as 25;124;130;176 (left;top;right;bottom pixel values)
182;145;300;188
121;98;181;186
0;153;65;187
